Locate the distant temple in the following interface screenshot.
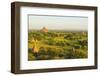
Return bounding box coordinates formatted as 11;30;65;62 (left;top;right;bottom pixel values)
40;27;48;32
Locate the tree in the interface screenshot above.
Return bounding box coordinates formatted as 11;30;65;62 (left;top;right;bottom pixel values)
28;53;36;60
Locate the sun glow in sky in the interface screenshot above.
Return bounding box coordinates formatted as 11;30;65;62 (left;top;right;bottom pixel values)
29;15;88;31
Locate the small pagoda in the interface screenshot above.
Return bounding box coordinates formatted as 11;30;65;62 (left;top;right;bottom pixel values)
32;39;39;53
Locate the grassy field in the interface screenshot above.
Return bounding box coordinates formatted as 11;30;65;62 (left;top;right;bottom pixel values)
28;30;88;61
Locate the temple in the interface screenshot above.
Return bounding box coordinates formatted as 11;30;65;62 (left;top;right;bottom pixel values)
40;27;48;32
32;39;39;53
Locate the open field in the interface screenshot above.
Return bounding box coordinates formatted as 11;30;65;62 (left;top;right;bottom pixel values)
28;30;88;61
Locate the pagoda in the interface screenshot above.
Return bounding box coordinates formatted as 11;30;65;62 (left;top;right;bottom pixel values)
32;39;39;53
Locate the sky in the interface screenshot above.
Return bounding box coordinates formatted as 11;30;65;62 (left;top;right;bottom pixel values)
28;15;88;31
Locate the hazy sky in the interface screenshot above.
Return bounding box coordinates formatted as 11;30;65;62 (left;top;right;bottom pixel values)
29;15;88;31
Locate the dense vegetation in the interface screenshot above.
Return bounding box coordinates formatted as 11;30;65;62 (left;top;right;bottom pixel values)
28;30;88;61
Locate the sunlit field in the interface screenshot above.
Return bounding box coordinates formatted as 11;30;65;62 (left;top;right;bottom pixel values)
28;30;88;61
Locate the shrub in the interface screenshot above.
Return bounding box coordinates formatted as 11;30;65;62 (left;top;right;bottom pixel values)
28;53;36;60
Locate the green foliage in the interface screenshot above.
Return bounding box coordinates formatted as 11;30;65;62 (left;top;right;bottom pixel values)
28;53;36;60
28;31;88;60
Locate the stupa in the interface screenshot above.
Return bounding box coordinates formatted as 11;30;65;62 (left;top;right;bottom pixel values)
32;39;39;53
